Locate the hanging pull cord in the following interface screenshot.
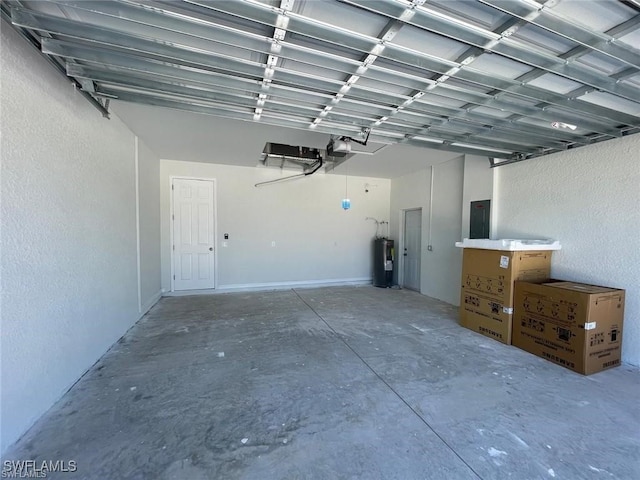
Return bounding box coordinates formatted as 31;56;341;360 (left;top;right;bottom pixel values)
255;156;323;187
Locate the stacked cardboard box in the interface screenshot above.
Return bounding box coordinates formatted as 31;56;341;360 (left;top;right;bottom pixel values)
513;281;624;375
459;247;554;344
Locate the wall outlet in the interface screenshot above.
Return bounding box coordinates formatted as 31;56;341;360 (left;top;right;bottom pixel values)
271;241;276;247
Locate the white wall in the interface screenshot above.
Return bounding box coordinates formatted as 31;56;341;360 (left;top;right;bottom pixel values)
495;134;640;367
390;169;430;290
424;157;464;305
461;155;495;239
390;155;494;306
160;160;391;291
137;139;162;312
1;26;161;452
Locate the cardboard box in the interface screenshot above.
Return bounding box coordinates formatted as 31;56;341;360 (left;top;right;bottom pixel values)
459;248;553;344
513;281;624;375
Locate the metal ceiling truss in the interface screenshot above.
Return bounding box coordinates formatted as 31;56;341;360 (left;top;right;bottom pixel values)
3;0;640;164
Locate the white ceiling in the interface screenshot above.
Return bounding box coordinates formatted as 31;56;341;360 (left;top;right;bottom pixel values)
113;100;460;178
4;0;640;169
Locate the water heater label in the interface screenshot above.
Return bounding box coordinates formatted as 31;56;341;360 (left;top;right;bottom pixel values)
500;256;509;268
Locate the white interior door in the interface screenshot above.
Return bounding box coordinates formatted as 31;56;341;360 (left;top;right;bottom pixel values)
172;178;215;291
403;209;422;291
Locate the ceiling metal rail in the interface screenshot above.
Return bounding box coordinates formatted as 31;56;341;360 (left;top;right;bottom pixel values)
0;2;110;117
19;1;639;132
5;0;640;164
478;0;640;68
339;0;640;126
16;6;580;153
191;0;639;130
348;0;640;102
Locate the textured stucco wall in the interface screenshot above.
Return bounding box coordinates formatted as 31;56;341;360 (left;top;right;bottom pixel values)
138;140;161;311
495;134;640;367
1;26;144;451
159;160;391;291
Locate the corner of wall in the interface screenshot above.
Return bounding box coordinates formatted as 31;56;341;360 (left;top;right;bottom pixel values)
491;165;499;239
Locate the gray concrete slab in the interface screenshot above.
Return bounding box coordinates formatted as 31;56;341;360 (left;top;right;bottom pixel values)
3;286;639;479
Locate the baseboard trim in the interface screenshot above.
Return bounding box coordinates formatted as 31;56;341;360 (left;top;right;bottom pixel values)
139;290;162;316
163;278;372;296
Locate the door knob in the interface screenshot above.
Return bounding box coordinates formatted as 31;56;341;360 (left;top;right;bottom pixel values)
209;247;213;251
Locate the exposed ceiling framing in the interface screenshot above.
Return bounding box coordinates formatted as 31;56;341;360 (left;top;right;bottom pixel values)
2;0;640;165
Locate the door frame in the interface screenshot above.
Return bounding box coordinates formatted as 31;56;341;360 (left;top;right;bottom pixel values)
399;207;422;291
169;176;218;292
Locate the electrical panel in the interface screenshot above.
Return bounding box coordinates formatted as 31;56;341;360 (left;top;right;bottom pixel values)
470;200;491;239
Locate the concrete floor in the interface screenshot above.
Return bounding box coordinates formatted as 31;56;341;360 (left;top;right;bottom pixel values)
4;286;640;479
